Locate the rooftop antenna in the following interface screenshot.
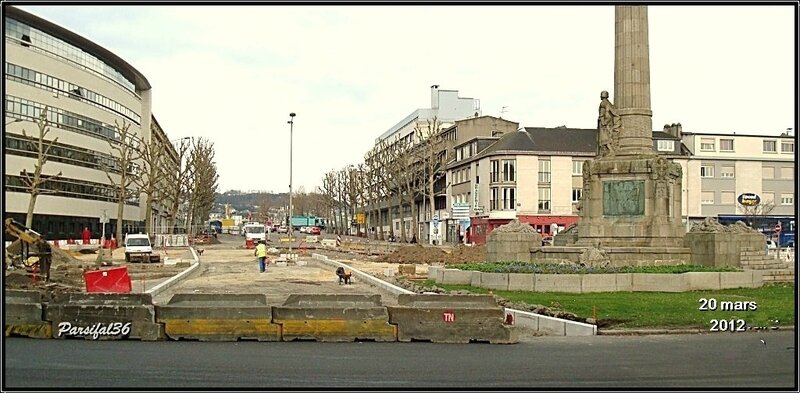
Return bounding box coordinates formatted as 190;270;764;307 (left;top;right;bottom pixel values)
500;106;508;118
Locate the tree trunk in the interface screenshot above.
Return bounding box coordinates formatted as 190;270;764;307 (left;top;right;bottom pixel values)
25;192;38;228
116;188;125;246
144;192;153;236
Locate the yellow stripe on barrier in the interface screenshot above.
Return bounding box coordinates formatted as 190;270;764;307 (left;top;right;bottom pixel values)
5;323;52;338
162;319;280;336
278;319;397;340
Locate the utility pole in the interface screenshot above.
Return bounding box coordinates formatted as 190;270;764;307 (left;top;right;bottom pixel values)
288;112;295;258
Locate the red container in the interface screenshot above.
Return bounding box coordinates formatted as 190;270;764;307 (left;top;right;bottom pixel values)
245;239;254;249
84;266;132;293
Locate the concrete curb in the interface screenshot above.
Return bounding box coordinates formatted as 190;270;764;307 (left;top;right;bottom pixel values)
146;247;200;298
311;253;596;336
309;253;414;296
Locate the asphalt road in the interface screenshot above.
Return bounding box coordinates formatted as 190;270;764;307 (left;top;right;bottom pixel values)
4;331;795;389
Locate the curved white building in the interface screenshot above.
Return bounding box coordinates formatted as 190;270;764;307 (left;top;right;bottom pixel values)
4;6;175;241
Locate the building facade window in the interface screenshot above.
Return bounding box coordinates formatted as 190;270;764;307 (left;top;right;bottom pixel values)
572;160;583;175
5;62;141;124
5;174;137;205
538;160;551;183
5;135;124;174
720;166;735;178
719;139;734;151
700;138;715;151
6;95;120;142
701;191;715;205
762;192;775;204
656;140;675;152
5;18;136;93
490;160;500;183
538;187;551;212
502;159;516;182
572;188;583;203
489;187;500;211
780;193;794;206
700;165;714;178
720;191;735;205
502;187;516;210
781;142;794;153
780;166;794;180
763;140;777;153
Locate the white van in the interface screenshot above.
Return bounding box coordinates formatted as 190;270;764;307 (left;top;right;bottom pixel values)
244;223;266;243
124;233;158;263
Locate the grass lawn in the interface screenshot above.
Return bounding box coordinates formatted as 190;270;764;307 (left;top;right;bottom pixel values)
424;280;795;329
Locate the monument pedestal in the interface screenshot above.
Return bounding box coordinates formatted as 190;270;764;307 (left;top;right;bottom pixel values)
575;155;685;249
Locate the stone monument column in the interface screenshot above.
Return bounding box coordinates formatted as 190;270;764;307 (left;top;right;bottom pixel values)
614;5;654;157
574;4;686;253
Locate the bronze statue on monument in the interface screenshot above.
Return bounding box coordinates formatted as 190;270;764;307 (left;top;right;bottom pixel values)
597;90;621;157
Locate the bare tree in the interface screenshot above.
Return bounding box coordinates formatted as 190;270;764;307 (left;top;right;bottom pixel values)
100;120;141;244
132;136;167;236
163;138;192;234
414;117;446;229
319;171;338;232
335;168;348;235
369;140;396;240
185;138;219;234
384;137;416;242
17;107;63;227
344;165;366;237
741;201;777;233
256;194;272;223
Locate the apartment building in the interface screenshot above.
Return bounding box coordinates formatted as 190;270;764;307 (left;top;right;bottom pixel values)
4;6;178;240
446;123;793;245
680;130;795;234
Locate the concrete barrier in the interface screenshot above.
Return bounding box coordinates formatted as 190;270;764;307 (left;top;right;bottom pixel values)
686;272;721;290
508;273;534;291
272;294;397;342
432;270;760;293
312;254;591;337
631;273;688;292
480;272;509;290
440;269;473;285
387;294;518;344
581;274;617;293
535;274;582;293
4;290;52;338
720;271;762;289
156;293;279;341
44;293;164;340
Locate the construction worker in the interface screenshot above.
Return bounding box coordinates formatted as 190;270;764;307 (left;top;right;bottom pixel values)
254;240;268;273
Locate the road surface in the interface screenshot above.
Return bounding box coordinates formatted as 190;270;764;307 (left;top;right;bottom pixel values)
4;331;794;388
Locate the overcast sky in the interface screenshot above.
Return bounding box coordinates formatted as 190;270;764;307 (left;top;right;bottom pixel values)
16;5;796;193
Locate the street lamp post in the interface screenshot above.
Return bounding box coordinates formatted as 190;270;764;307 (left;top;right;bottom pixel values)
288;113;296;258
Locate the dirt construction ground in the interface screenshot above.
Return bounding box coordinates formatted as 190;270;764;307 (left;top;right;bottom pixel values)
4;245;190;297
150;246;413;306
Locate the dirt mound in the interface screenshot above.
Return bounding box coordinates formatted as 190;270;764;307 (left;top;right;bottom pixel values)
375;245;486;265
445;245;487;264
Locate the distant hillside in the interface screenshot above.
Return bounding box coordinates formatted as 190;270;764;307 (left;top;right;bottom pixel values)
214;190;288;213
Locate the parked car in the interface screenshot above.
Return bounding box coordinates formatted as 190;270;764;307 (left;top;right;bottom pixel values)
299;226;309;234
277;226;288;234
766;240;778;250
309;226;321;235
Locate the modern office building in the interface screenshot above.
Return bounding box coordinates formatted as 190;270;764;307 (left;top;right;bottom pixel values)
4;6;177;240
